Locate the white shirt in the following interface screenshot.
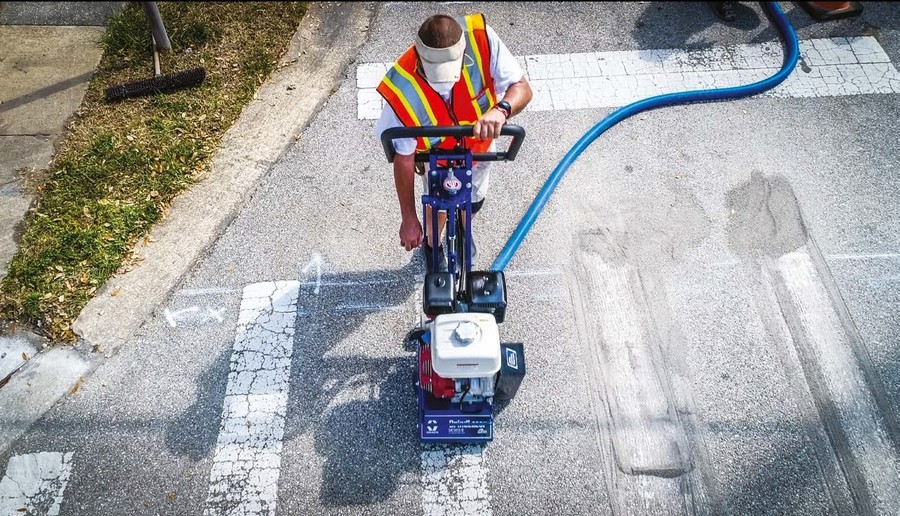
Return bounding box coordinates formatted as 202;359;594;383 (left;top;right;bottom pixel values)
374;25;525;156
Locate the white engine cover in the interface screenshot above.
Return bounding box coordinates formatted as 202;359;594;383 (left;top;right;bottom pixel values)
431;312;501;378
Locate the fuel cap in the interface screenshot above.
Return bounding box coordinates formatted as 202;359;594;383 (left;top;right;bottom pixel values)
454;321;481;344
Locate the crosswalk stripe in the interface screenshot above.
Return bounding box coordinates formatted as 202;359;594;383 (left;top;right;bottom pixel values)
356;36;900;119
421;445;492;516
203;281;301;516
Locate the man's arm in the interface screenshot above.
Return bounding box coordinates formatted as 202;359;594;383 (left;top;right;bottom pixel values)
472;76;532;140
473;24;533;140
499;76;533;117
394;151;423;251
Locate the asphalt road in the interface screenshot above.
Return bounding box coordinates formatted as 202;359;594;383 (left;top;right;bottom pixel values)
2;2;899;515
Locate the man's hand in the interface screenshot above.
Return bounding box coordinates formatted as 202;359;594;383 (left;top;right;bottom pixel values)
399;216;423;251
472;107;506;140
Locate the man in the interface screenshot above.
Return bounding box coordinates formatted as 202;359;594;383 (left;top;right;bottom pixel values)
374;13;533;271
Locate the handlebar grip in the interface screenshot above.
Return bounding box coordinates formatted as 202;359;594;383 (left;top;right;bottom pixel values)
381;125;526;163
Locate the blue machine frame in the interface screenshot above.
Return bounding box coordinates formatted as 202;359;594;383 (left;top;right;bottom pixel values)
423;150;473;282
380;125;525;445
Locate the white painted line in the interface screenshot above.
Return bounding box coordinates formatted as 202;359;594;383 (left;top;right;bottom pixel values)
825;253;900;261
333;303;405;311
774;250;900;511
203;281;301;516
0;336;37;382
308;279;400;287
421;444;492;516
357;36;900;118
176;287;241;297
504;269;565;277
0;452;74;516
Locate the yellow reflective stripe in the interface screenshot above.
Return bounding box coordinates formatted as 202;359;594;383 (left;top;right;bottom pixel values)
465;15;494;107
382;75;431;150
393;65;438;126
461;66;483;118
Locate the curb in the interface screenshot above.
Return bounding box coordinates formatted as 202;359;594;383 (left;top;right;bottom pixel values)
0;1;375;453
0;342;95;454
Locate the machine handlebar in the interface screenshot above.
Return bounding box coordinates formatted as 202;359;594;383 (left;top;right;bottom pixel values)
381;125;526;163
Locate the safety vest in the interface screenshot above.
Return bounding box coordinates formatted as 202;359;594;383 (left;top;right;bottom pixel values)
377;13;496;154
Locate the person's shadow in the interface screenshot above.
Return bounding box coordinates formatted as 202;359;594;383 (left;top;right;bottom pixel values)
631;2;899;52
630;2;763;51
165;256;425;506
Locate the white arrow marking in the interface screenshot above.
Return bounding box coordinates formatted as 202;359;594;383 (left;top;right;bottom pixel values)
164;306;200;327
206;307;226;323
301;253;324;295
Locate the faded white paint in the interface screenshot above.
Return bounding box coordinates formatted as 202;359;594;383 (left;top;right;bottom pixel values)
825;253;900;261
356;36;900;118
334;303;406;311
573;259;689;476
774;249;900;512
203;281;301;516
421;444;492;516
164;306;227;327
301;253;324;295
0;452;74;516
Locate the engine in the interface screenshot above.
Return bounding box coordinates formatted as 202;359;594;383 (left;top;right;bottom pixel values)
419;312;501;404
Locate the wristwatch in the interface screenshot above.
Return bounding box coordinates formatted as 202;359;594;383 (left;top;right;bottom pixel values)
493;100;512;119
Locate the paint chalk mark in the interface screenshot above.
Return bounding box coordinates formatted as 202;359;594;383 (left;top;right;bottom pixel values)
301;253;324;295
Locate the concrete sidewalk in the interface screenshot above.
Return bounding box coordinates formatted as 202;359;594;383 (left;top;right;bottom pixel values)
0;2;123;283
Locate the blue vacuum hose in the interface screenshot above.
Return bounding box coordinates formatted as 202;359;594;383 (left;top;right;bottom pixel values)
490;1;800;271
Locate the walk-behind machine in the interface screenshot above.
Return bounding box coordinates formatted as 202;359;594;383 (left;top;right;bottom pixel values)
379;1;801;446
382;125;527;443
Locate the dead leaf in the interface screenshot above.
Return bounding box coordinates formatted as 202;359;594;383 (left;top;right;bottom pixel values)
22;352;28;361
69;377;83;395
17;508;27;513
167;492;177;502
111;287;121;297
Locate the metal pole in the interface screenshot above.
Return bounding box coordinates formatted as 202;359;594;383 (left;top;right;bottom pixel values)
141;1;171;52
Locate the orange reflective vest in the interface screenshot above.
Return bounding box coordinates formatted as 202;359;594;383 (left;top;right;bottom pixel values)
377;13;496;154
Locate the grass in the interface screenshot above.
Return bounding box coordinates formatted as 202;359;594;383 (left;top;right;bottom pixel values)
0;2;308;342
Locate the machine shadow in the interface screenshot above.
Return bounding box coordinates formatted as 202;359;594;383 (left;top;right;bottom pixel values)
281;257;422;507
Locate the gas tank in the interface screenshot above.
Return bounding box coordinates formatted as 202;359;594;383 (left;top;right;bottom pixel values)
430;313;501;378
